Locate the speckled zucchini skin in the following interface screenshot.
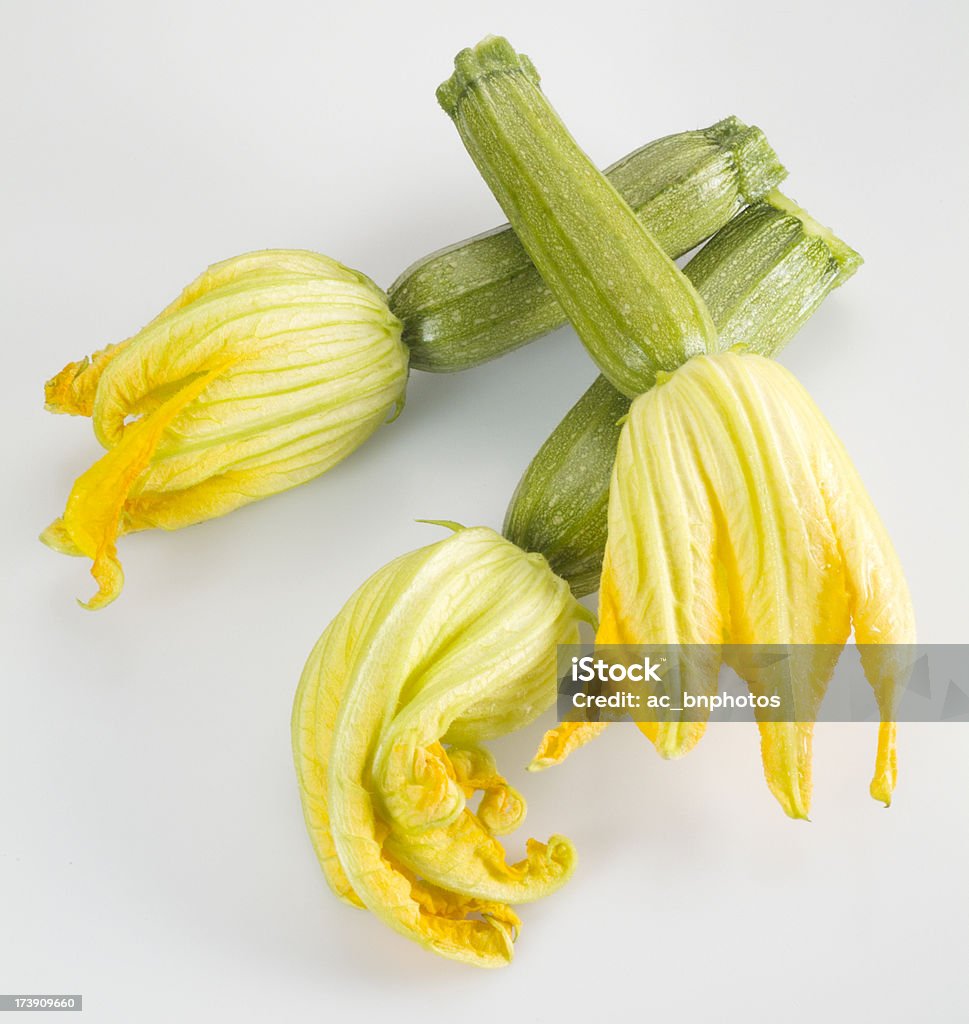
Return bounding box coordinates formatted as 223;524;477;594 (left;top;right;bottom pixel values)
390;116;785;373
503;193;862;596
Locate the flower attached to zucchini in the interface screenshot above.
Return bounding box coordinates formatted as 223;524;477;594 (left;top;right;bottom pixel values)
42;250;408;608
535;352;915;818
292;525;592;967
440;36;914;818
42;87;791;611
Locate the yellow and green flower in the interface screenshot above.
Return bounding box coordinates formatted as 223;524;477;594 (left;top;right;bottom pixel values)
42;250;408;608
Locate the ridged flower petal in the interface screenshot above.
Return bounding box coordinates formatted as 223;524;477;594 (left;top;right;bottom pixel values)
539;352;914;817
43;250;408;605
292;526;592;966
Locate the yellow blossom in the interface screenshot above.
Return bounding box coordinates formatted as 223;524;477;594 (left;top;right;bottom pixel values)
534;352;915;818
42;250;408;608
292;526;593;966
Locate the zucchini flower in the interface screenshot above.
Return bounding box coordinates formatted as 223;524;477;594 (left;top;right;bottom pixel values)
535;352;916;818
503;192;863;598
439;37;914;818
292;525;593;967
42;250;408;608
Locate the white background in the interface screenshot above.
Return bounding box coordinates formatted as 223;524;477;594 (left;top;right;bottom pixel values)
2;1;967;1020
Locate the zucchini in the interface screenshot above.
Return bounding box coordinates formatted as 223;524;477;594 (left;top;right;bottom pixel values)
503;193;862;595
437;36;719;397
391;114;785;373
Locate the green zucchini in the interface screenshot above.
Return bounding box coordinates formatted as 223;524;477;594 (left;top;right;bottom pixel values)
503;192;862;596
389;114;785;373
437;36;719;397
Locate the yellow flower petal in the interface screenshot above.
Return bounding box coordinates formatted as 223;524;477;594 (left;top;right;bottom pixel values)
577;352;914;816
44;342;127;417
293;527;589;965
449;745;526;835
291;555;411;908
45;250;408;605
529;721;608;771
41;359;236;609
